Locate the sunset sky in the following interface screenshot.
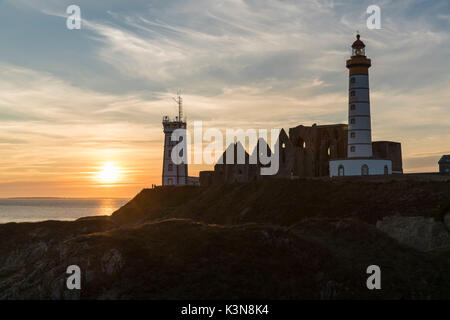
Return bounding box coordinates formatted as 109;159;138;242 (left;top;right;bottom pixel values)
0;0;449;198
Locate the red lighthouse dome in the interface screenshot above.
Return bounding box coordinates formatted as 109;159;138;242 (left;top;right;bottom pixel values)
351;34;365;48
351;34;366;56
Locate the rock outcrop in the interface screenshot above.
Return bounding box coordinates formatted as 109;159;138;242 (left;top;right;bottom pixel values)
376;216;450;252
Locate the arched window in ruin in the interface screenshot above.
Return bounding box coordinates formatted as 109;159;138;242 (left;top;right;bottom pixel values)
297;138;306;150
338;165;344;176
361;164;369;176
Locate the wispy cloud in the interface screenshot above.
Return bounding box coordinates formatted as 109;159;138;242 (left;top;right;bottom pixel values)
0;0;449;196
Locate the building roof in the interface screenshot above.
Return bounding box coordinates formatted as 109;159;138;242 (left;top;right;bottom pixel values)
351;34;365;48
216;142;249;165
438;155;450;164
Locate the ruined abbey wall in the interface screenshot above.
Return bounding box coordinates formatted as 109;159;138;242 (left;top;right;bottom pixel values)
199;123;402;186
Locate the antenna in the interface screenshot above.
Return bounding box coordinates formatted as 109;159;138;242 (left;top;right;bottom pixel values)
172;90;183;122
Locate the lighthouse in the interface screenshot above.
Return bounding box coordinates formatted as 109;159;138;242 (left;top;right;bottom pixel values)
329;34;392;177
162;94;188;186
347;34;373;158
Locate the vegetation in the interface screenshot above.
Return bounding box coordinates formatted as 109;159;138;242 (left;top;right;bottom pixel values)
0;177;449;299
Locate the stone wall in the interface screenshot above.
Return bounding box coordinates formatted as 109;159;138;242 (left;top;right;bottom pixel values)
289;124;348;177
198;123;405;186
372;141;403;173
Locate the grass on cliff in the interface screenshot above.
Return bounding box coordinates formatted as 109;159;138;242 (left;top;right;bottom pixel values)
112;178;450;227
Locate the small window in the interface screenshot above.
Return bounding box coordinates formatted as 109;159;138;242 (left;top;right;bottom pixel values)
350;132;356;138
282;143;286;148
350;118;355;124
350;91;355;97
168;164;173;171
351;104;356;110
350;146;356;152
167;178;173;185
338;165;344;176
361;164;369;175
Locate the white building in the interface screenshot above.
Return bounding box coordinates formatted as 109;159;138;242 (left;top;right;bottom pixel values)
161;95;200;186
330;35;392;177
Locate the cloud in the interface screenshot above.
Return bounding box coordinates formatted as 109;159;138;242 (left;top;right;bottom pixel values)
0;0;449;196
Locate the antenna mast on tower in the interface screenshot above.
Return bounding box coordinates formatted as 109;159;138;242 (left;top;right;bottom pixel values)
173;90;183;122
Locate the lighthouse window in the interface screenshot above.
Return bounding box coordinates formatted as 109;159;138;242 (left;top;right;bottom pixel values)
350;91;355;97
350;132;356;138
351;104;356;110
350;146;356;152
350;118;355;124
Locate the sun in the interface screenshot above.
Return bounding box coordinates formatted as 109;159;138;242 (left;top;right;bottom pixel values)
98;162;120;183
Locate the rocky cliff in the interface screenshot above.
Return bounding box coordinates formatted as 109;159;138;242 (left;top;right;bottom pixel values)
0;177;449;299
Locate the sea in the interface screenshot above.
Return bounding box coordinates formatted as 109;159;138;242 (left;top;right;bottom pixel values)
0;198;129;224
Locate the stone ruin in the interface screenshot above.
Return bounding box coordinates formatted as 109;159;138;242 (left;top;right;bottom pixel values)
199;123;402;186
